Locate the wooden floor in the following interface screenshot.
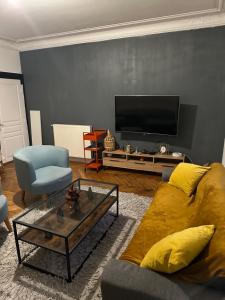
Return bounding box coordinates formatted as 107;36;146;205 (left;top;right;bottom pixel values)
1;161;161;218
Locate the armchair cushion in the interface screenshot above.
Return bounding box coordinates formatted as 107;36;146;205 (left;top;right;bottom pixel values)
31;166;72;194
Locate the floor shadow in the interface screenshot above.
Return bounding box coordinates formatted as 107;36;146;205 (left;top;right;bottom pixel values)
12;213;136;299
0;227;9;247
13;191;25;209
13;191;42;210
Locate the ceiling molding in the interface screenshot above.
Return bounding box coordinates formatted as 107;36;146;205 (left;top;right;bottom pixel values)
17;6;219;43
1;0;223;52
0;38;18;50
18;10;225;52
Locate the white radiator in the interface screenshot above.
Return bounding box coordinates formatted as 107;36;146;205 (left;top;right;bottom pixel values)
52;124;92;159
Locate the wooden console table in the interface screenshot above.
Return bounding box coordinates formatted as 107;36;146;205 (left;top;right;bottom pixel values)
103;150;185;173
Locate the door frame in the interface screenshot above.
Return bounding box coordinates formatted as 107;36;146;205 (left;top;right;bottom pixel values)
0;71;23;83
0;72;31;145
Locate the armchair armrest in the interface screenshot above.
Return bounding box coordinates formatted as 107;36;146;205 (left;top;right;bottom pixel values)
50;146;70;168
13;156;36;191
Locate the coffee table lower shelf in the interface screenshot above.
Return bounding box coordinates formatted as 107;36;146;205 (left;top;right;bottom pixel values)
13;195;119;282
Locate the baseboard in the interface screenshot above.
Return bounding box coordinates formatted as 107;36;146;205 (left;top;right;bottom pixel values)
69;157;92;163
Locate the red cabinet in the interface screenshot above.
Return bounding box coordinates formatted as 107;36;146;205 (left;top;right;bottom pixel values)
83;129;107;172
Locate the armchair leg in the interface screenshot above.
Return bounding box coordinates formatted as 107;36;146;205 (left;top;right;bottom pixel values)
4;217;12;232
42;194;48;201
22;190;25;201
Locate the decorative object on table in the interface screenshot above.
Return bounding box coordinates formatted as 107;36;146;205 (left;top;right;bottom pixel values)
159;143;169;154
66;185;81;211
88;187;93;200
104;130;116;151
46;196;54;209
72;200;80;211
66;186;73;201
45;221;53;239
125;144;131;154
57;207;64;218
134;147;139;155
172;152;183;158
66;185;80;202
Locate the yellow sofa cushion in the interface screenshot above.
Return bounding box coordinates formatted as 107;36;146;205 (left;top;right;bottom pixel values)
168;163;210;196
140;225;215;274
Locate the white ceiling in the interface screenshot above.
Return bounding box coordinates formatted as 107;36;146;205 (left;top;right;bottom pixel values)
0;0;224;50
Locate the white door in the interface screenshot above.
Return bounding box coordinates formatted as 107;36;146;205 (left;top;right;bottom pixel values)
0;79;29;163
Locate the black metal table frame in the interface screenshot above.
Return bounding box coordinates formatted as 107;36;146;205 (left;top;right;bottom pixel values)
13;178;119;282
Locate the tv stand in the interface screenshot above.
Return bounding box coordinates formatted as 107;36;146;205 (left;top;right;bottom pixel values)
102;150;185;173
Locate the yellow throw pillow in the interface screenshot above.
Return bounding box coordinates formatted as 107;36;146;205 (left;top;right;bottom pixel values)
168;162;210;196
140;225;215;274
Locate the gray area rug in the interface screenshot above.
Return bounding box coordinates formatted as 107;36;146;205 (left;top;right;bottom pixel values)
0;191;152;300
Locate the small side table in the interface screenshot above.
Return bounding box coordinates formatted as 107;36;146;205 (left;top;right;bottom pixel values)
83;129;107;172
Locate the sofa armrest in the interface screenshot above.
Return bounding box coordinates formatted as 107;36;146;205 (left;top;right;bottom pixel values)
161;167;174;182
13;156;36;190
101;259;225;300
101;259;189;300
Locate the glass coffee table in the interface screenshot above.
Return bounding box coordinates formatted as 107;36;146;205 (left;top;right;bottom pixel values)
13;178;119;282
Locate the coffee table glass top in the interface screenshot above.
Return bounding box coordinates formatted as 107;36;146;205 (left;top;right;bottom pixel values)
15;178;118;238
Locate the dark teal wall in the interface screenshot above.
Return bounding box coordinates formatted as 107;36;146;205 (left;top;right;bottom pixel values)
20;26;225;164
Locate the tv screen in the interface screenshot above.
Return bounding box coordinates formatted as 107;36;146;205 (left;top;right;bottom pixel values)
115;95;180;135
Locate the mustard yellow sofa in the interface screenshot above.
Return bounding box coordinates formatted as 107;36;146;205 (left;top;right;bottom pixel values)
101;163;225;300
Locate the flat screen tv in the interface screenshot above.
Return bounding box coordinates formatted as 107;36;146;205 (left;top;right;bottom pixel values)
115;95;180;135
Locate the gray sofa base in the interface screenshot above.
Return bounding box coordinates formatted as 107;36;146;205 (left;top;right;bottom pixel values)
101;259;225;300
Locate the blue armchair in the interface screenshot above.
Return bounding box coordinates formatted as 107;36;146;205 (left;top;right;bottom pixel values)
13;145;72;200
0;183;12;232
